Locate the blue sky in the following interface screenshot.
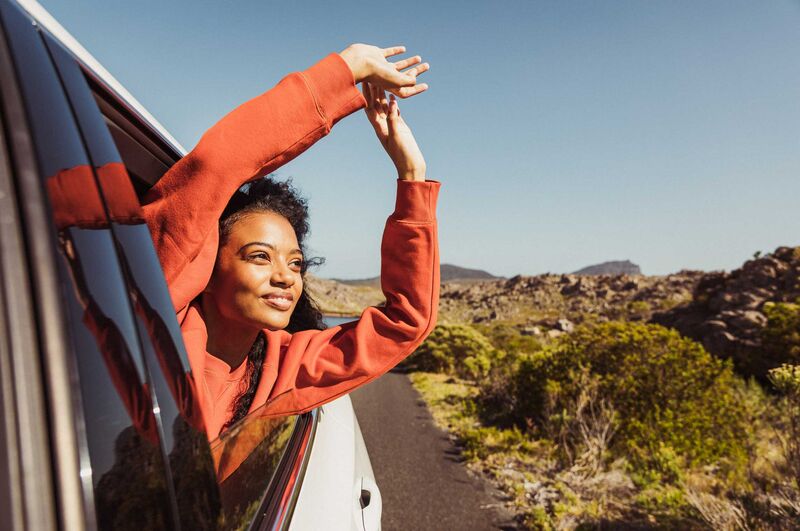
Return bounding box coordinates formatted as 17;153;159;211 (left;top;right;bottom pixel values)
40;0;800;278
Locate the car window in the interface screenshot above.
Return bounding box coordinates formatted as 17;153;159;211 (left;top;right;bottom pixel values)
0;7;178;528
76;42;322;529
41;33;224;530
209;398;314;531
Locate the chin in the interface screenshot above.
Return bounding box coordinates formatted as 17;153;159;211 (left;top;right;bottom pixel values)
257;309;293;331
250;299;297;331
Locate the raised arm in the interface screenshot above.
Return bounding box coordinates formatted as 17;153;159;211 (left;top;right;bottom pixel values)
256;180;440;416
142;47;430;315
252;87;439;416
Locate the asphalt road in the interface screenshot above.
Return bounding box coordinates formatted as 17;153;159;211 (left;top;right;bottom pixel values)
350;369;516;531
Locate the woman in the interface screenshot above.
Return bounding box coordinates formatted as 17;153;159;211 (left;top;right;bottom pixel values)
142;44;441;440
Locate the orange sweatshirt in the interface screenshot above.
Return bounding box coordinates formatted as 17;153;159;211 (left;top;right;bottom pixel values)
142;53;440;441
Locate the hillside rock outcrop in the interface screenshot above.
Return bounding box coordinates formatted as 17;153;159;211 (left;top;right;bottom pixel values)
652;246;800;376
439;271;704;329
305;274;384;316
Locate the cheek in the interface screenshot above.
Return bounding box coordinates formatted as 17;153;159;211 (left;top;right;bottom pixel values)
212;260;267;300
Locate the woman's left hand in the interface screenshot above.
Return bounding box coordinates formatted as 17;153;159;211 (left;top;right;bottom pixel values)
363;82;426;182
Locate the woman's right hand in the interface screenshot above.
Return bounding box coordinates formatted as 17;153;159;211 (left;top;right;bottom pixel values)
363;82;426;181
339;44;429;99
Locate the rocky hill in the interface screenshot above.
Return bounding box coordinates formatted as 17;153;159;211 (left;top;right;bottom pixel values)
573;260;641;276
652;246;800;376
311;247;800;358
305;274;384;316
439;271;703;335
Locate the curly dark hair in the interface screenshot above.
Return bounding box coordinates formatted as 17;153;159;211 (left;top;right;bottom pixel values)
218;177;326;430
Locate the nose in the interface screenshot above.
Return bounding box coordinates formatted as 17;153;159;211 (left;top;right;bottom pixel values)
270;261;295;288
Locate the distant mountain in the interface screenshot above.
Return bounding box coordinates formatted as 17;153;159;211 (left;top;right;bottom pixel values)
331;263;501;287
330;276;381;289
572;260;641;276
441;263;501;282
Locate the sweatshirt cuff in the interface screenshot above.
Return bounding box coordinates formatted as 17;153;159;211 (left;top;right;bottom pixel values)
390;179;441;223
300;53;367;130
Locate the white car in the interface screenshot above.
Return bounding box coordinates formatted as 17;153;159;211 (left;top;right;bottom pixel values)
0;1;381;529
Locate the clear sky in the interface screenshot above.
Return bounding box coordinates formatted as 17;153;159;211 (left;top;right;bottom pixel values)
39;0;800;278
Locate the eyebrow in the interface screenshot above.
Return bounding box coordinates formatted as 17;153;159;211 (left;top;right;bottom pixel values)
238;242;303;255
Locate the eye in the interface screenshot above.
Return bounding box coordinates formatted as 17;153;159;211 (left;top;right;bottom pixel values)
290;258;304;270
247;251;270;262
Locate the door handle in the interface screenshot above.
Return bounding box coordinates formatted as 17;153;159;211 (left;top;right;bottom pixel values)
359;476;382;530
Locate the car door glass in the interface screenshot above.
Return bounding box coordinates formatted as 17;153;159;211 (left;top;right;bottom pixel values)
42;32;222;530
209;401;302;530
0;5;176;527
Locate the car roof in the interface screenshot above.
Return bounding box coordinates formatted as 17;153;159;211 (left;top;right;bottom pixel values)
15;0;188;156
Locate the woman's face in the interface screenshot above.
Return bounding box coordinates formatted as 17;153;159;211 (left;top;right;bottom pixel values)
205;211;304;332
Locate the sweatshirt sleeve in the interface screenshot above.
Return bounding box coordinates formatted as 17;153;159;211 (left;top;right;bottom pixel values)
253;179;441;416
142;53;366;314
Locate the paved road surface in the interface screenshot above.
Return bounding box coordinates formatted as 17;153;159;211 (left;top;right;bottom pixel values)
350;369;516;531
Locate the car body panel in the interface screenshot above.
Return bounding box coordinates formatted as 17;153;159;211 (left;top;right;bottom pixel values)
290;395;381;531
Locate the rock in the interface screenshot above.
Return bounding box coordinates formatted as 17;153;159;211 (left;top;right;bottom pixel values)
728;310;767;331
621;280;638;291
700;320;728;334
652;245;800;378
556;319;575;333
521;326;542;336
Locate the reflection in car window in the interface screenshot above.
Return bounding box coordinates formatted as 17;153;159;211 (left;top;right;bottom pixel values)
210;403;298;530
53;190;175;529
41;30;224;528
0;6;177;525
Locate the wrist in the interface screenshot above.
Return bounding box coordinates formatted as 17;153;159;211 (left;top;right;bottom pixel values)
398;168;427;182
338;45;369;83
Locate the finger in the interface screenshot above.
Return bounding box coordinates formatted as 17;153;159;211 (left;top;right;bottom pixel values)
379;87;388;110
382;45;406;58
393;55;421;71
402;62;430;78
362;81;370;105
372;83;382;111
388;95;399;123
392;83;429;99
364;82;377;111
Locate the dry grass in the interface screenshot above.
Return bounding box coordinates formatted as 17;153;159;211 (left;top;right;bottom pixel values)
409;371;800;530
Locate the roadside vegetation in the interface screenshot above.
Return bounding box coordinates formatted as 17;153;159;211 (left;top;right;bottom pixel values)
406;315;800;529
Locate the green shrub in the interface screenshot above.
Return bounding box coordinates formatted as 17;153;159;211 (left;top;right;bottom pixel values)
762;302;800;371
767;364;800;488
405;324;502;380
475;322;542;355
478;321;749;473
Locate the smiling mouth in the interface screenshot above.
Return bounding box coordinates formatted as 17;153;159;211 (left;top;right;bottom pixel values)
262;295;293;311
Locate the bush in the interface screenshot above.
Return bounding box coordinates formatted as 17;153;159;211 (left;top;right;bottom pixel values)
478;321;749;473
475;322;542;355
768;364;800;488
405;324;502;380
762;302;800;370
